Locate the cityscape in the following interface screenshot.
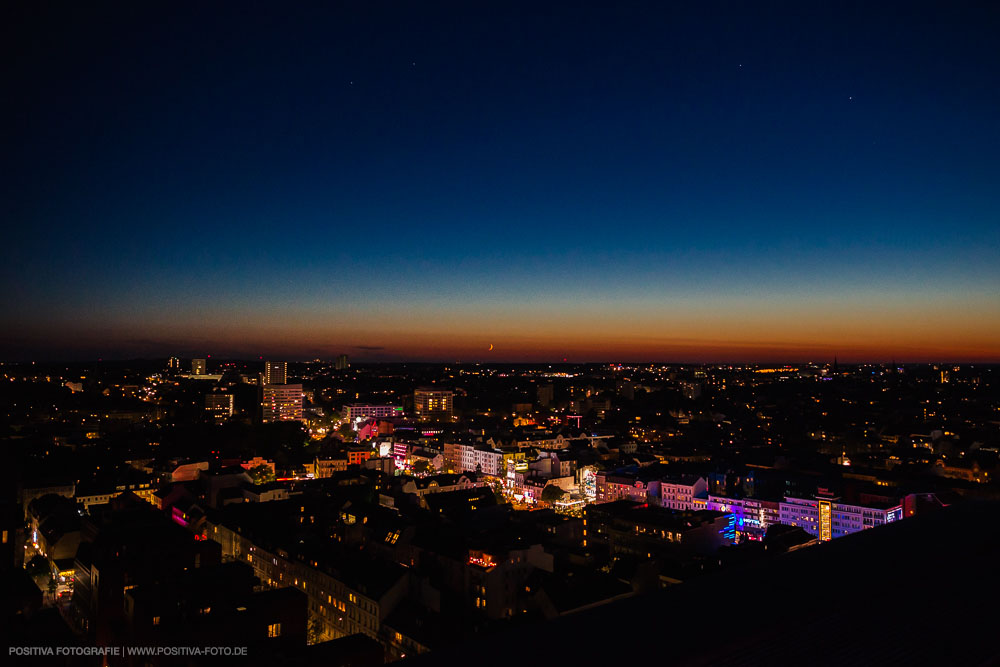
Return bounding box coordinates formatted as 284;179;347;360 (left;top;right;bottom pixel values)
4;358;999;663
5;1;1000;665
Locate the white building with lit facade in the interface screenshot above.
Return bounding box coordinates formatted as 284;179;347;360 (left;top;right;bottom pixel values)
778;493;903;541
660;475;708;510
343;404;404;420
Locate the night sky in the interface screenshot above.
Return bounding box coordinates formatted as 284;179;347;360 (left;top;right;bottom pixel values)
5;1;999;363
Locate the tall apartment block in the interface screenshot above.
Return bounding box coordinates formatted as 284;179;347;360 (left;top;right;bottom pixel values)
262;384;304;423
205;393;234;424
413;387;454;420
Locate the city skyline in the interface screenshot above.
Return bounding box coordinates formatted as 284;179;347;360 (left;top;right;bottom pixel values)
5;2;999;363
6;4;1000;664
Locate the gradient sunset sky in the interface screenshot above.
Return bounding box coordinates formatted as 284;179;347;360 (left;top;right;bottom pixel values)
5;1;999;362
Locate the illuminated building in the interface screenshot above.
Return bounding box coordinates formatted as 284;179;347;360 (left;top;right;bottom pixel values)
343;404;403;420
464;544;551;619
413;388;454;420
204;393;234;424
167;356;180;370
356;419;384;441
660;475;708;510
457;444;503;476
504;450;531;474
406;448;443;473
399;474;484;507
209;516;409;644
442;441;462;471
507;432;608;450
705;495;781;540
191;358;206;375
779;493;903;541
261;384;304;423
335;354;349;370
264;361;287;386
580;467;597;501
313;456;348;478
240;456;276;475
76;480;158;512
818;497;833;542
596;471;645;503
347;448;374;466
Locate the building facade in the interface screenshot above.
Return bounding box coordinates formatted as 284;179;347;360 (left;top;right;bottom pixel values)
457;444;503;476
264;361;288;386
343;405;404;420
205;393;234;424
413;388;454;420
778;494;903;541
660;475;708;511
262;384;304;423
209;521;408;644
705;495;781;540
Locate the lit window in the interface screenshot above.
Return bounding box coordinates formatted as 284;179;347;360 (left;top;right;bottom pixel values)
267;623;281;638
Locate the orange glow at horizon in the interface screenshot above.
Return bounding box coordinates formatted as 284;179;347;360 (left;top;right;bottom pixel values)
24;314;998;363
11;288;1000;362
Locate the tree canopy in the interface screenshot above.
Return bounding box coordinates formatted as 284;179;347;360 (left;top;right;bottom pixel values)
541;485;566;502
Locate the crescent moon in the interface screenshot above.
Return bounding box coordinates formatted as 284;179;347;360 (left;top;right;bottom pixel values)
488;343;494;351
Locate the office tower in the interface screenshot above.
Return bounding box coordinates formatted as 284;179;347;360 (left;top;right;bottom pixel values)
413;387;454;420
261;384;304;423
335;354;349;370
168;357;180;370
264;361;287;385
192;358;207;375
205;393;234;424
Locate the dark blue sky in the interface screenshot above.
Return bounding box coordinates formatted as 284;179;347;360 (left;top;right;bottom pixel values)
4;1;999;361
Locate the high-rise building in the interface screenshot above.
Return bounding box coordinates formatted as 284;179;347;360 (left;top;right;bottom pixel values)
192;358;207;375
168;357;180;370
335;354;349;370
205;393;234;424
413;388;454;420
262;384;304;423
264;361;287;386
536;383;554;407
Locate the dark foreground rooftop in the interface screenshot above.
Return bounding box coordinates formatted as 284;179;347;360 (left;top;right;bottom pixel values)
408;501;1000;667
